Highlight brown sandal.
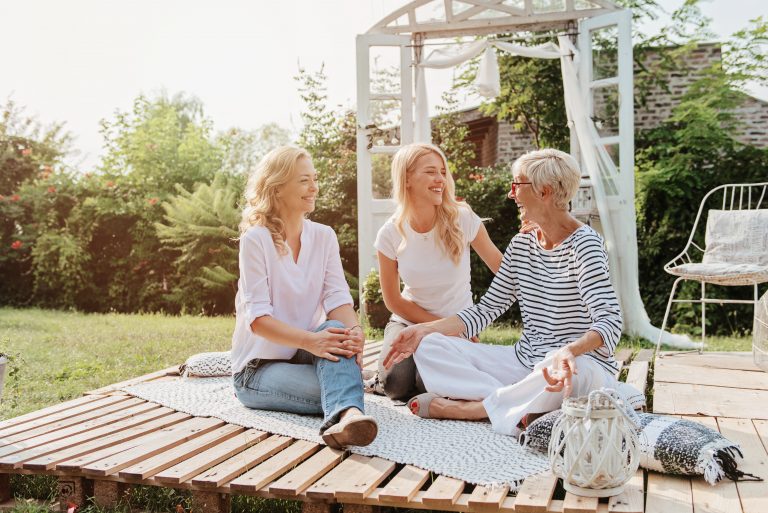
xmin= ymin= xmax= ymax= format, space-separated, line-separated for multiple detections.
xmin=322 ymin=414 xmax=378 ymax=449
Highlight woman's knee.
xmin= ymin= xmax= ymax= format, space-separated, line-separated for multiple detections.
xmin=381 ymin=357 xmax=417 ymax=400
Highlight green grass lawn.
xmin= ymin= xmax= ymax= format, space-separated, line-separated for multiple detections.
xmin=0 ymin=307 xmax=754 ymax=512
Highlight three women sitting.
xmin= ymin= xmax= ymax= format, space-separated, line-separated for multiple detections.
xmin=231 ymin=143 xmax=637 ymax=449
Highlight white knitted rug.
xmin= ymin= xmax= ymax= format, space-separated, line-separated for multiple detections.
xmin=122 ymin=377 xmax=549 ymax=489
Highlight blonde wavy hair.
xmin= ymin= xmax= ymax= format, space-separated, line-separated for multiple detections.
xmin=239 ymin=145 xmax=312 ymax=255
xmin=391 ymin=143 xmax=467 ymax=265
xmin=511 ymin=148 xmax=581 ymax=210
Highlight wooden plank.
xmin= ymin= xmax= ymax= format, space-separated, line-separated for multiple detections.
xmin=645 ymin=473 xmax=692 ymax=513
xmin=34 ymin=411 xmax=189 ymax=471
xmin=229 ymin=439 xmax=320 ymax=492
xmin=190 ymin=434 xmax=292 ymax=489
xmin=625 ymin=361 xmax=649 ymax=397
xmin=49 ymin=414 xmax=194 ymax=472
xmin=652 ymin=382 xmax=768 ymax=419
xmin=754 ymin=419 xmax=768 ymax=453
xmin=85 ymin=365 xmax=180 ymax=395
xmin=657 ymin=351 xmax=760 ymax=371
xmin=655 ymin=361 xmax=768 ymax=390
xmin=268 ymin=446 xmax=343 ymax=496
xmin=420 ymin=475 xmax=466 ymax=507
xmin=378 ymin=465 xmax=430 ymax=503
xmin=4 ymin=406 xmax=174 ymax=470
xmin=0 ymin=394 xmax=106 ymax=432
xmin=633 ymin=348 xmax=654 ymax=362
xmin=154 ymin=428 xmax=267 ymax=484
xmin=614 ymin=348 xmax=633 ymax=365
xmin=0 ymin=395 xmax=130 ymax=438
xmin=513 ymin=472 xmax=557 ymax=513
xmin=468 ymin=484 xmax=510 ymax=512
xmin=607 ymin=471 xmax=643 ymax=513
xmin=716 ymin=417 xmax=768 ymax=513
xmin=364 ymin=340 xmax=384 ymax=353
xmin=0 ymin=397 xmax=145 ymax=446
xmin=78 ymin=416 xmax=225 ymax=476
xmin=0 ymin=401 xmax=160 ymax=459
xmin=305 ymin=454 xmax=396 ymax=500
xmin=118 ymin=424 xmax=244 ymax=479
xmin=562 ymin=493 xmax=598 ymax=513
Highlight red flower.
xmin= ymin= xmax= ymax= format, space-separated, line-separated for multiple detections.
xmin=106 ymin=180 xmax=115 ymax=188
xmin=148 ymin=197 xmax=158 ymax=205
xmin=11 ymin=240 xmax=22 ymax=250
xmin=21 ymin=148 xmax=32 ymax=157
xmin=10 ymin=194 xmax=20 ymax=202
xmin=47 ymin=186 xmax=57 ymax=193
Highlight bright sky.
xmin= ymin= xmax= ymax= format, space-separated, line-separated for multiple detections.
xmin=1 ymin=0 xmax=765 ymax=171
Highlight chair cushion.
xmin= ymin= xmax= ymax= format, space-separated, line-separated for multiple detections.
xmin=520 ymin=410 xmax=758 ymax=485
xmin=703 ymin=209 xmax=768 ymax=267
xmin=667 ymin=262 xmax=768 ymax=285
xmin=180 ymin=351 xmax=232 ymax=377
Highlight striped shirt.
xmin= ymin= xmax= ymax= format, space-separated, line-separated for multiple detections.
xmin=457 ymin=225 xmax=622 ymax=374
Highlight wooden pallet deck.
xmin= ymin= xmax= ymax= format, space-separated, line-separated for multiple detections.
xmin=647 ymin=352 xmax=768 ymax=513
xmin=0 ymin=344 xmax=744 ymax=513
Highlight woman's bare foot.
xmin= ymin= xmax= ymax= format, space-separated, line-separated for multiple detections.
xmin=410 ymin=396 xmax=487 ymax=420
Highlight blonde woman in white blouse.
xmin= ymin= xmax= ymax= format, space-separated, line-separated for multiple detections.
xmin=232 ymin=146 xmax=377 ymax=449
xmin=374 ymin=143 xmax=502 ymax=400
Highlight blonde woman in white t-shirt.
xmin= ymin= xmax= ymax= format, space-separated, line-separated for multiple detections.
xmin=232 ymin=146 xmax=377 ymax=449
xmin=374 ymin=143 xmax=503 ymax=400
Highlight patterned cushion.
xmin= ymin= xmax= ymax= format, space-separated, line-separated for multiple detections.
xmin=521 ymin=410 xmax=758 ymax=484
xmin=180 ymin=351 xmax=232 ymax=377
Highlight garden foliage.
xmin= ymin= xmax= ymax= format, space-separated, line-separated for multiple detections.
xmin=1 ymin=6 xmax=766 ymax=335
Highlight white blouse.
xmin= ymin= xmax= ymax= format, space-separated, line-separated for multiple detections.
xmin=374 ymin=206 xmax=482 ymax=325
xmin=231 ymin=219 xmax=354 ymax=373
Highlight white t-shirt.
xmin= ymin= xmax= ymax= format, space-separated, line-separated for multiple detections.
xmin=231 ymin=220 xmax=354 ymax=373
xmin=374 ymin=206 xmax=482 ymax=325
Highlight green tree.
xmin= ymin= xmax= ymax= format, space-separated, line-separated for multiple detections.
xmin=295 ymin=66 xmax=359 ymax=281
xmin=635 ymin=17 xmax=768 ymax=333
xmin=0 ymin=99 xmax=75 ymax=306
xmin=155 ymin=172 xmax=243 ymax=314
xmin=217 ymin=123 xmax=292 ymax=176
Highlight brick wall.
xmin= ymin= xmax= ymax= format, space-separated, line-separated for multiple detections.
xmin=461 ymin=43 xmax=768 ymax=165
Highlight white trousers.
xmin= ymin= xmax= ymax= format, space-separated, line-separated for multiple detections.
xmin=413 ymin=333 xmax=622 ymax=436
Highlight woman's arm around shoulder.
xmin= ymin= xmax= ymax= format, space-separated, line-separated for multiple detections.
xmin=470 ymin=224 xmax=502 ymax=274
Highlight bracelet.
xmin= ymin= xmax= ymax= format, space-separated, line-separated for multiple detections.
xmin=348 ymin=324 xmax=362 ymax=331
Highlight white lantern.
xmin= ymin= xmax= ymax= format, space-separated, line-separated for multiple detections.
xmin=548 ymin=389 xmax=641 ymax=497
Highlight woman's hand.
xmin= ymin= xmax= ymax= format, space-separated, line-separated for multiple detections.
xmin=382 ymin=324 xmax=432 ymax=369
xmin=306 ymin=328 xmax=359 ymax=362
xmin=346 ymin=325 xmax=365 ymax=367
xmin=542 ymin=346 xmax=578 ymax=397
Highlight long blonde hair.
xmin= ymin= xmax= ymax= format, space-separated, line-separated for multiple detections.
xmin=239 ymin=146 xmax=311 ymax=255
xmin=391 ymin=143 xmax=466 ymax=264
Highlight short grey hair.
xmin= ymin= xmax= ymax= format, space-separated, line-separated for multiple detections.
xmin=511 ymin=149 xmax=581 ymax=210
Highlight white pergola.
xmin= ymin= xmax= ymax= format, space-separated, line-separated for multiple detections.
xmin=355 ymin=0 xmax=690 ymax=346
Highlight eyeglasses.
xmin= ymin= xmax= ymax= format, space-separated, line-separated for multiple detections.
xmin=508 ymin=181 xmax=533 ymax=196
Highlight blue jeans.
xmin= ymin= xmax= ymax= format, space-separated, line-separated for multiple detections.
xmin=233 ymin=320 xmax=365 ymax=433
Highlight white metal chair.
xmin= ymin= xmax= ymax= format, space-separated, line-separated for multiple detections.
xmin=656 ymin=182 xmax=768 ymax=355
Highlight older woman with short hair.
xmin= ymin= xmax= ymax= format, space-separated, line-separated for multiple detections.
xmin=383 ymin=148 xmax=642 ymax=436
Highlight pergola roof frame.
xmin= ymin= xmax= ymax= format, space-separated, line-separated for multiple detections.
xmin=367 ymin=0 xmax=622 ymax=39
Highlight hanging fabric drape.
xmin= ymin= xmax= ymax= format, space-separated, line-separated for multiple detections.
xmin=413 ymin=40 xmax=562 ymax=141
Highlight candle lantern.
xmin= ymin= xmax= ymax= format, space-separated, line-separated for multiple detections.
xmin=548 ymin=389 xmax=640 ymax=497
